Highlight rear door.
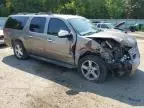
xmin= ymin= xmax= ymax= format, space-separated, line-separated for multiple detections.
xmin=26 ymin=17 xmax=47 ymax=56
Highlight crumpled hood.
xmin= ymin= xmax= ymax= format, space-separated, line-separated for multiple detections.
xmin=84 ymin=30 xmax=137 ymax=47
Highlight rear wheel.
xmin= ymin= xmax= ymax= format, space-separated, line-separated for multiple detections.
xmin=78 ymin=55 xmax=108 ymax=83
xmin=13 ymin=41 xmax=28 ymax=59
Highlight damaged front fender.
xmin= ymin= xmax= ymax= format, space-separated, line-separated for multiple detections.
xmin=75 ymin=37 xmax=112 ymax=65
xmin=75 ymin=35 xmax=140 ymax=76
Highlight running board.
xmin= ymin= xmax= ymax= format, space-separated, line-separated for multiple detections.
xmin=30 ymin=55 xmax=76 ymax=68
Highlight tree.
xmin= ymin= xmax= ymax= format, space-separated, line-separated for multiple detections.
xmin=0 ymin=0 xmax=144 ymax=18
xmin=105 ymin=0 xmax=125 ymax=18
xmin=125 ymin=0 xmax=144 ymax=18
xmin=56 ymin=0 xmax=85 ymax=15
xmin=0 ymin=4 xmax=9 ymax=16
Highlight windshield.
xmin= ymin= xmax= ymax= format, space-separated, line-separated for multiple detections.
xmin=68 ymin=18 xmax=99 ymax=36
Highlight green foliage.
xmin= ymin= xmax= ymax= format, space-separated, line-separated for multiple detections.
xmin=0 ymin=4 xmax=9 ymax=16
xmin=56 ymin=0 xmax=85 ymax=15
xmin=105 ymin=0 xmax=125 ymax=18
xmin=0 ymin=0 xmax=144 ymax=18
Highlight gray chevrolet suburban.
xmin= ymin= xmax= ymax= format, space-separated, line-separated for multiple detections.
xmin=4 ymin=13 xmax=140 ymax=82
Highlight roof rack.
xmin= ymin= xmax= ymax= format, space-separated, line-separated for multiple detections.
xmin=16 ymin=12 xmax=33 ymax=15
xmin=37 ymin=12 xmax=53 ymax=15
xmin=16 ymin=12 xmax=53 ymax=15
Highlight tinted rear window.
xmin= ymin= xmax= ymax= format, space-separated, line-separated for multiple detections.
xmin=5 ymin=16 xmax=29 ymax=30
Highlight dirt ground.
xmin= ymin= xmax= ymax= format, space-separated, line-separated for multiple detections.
xmin=0 ymin=32 xmax=144 ymax=108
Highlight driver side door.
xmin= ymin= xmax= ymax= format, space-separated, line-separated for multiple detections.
xmin=44 ymin=18 xmax=74 ymax=64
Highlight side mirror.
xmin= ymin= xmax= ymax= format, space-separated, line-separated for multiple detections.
xmin=58 ymin=30 xmax=69 ymax=38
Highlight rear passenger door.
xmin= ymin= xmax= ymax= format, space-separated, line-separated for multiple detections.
xmin=27 ymin=17 xmax=46 ymax=56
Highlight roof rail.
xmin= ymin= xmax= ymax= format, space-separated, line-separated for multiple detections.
xmin=36 ymin=12 xmax=53 ymax=15
xmin=15 ymin=12 xmax=53 ymax=15
xmin=16 ymin=12 xmax=33 ymax=15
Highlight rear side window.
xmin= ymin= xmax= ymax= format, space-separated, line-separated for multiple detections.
xmin=48 ymin=18 xmax=69 ymax=36
xmin=29 ymin=17 xmax=46 ymax=33
xmin=97 ymin=24 xmax=100 ymax=28
xmin=101 ymin=24 xmax=108 ymax=28
xmin=5 ymin=16 xmax=29 ymax=30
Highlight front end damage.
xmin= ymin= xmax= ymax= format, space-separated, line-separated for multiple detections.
xmin=89 ymin=38 xmax=140 ymax=76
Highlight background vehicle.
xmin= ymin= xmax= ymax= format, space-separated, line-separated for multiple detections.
xmin=95 ymin=22 xmax=114 ymax=30
xmin=0 ymin=26 xmax=4 ymax=45
xmin=129 ymin=23 xmax=144 ymax=32
xmin=4 ymin=13 xmax=140 ymax=83
xmin=94 ymin=22 xmax=127 ymax=33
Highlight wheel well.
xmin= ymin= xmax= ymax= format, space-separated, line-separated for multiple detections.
xmin=79 ymin=51 xmax=100 ymax=62
xmin=11 ymin=39 xmax=23 ymax=47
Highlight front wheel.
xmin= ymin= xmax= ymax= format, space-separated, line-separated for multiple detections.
xmin=78 ymin=55 xmax=108 ymax=83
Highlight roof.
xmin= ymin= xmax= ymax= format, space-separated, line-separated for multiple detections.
xmin=10 ymin=13 xmax=84 ymax=20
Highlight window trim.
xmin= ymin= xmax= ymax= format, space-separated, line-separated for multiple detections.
xmin=47 ymin=18 xmax=70 ymax=36
xmin=29 ymin=16 xmax=47 ymax=34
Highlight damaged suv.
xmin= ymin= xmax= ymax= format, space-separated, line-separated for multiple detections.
xmin=4 ymin=14 xmax=140 ymax=82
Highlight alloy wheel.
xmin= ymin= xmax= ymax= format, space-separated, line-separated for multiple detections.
xmin=81 ymin=60 xmax=100 ymax=81
xmin=14 ymin=44 xmax=23 ymax=58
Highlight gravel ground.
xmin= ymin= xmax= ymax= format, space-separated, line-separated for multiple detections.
xmin=0 ymin=33 xmax=144 ymax=108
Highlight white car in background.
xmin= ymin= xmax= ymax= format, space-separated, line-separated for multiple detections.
xmin=94 ymin=22 xmax=127 ymax=33
xmin=0 ymin=26 xmax=5 ymax=45
xmin=95 ymin=23 xmax=114 ymax=30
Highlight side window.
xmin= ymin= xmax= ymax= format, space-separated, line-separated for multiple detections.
xmin=5 ymin=16 xmax=29 ymax=30
xmin=48 ymin=18 xmax=69 ymax=36
xmin=97 ymin=24 xmax=101 ymax=28
xmin=101 ymin=24 xmax=108 ymax=28
xmin=29 ymin=17 xmax=46 ymax=33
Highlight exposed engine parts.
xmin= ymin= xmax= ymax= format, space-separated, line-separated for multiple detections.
xmin=94 ymin=38 xmax=131 ymax=63
xmin=93 ymin=38 xmax=135 ymax=76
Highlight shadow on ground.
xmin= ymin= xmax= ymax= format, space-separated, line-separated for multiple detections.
xmin=2 ymin=55 xmax=144 ymax=106
xmin=0 ymin=44 xmax=7 ymax=49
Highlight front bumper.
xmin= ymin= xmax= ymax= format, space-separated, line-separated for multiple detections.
xmin=129 ymin=51 xmax=140 ymax=76
xmin=112 ymin=46 xmax=140 ymax=76
xmin=125 ymin=46 xmax=140 ymax=76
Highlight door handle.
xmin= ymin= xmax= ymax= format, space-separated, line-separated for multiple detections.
xmin=47 ymin=39 xmax=53 ymax=42
xmin=47 ymin=38 xmax=56 ymax=44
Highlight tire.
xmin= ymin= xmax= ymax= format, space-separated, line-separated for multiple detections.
xmin=13 ymin=41 xmax=28 ymax=60
xmin=129 ymin=27 xmax=135 ymax=32
xmin=78 ymin=55 xmax=108 ymax=83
